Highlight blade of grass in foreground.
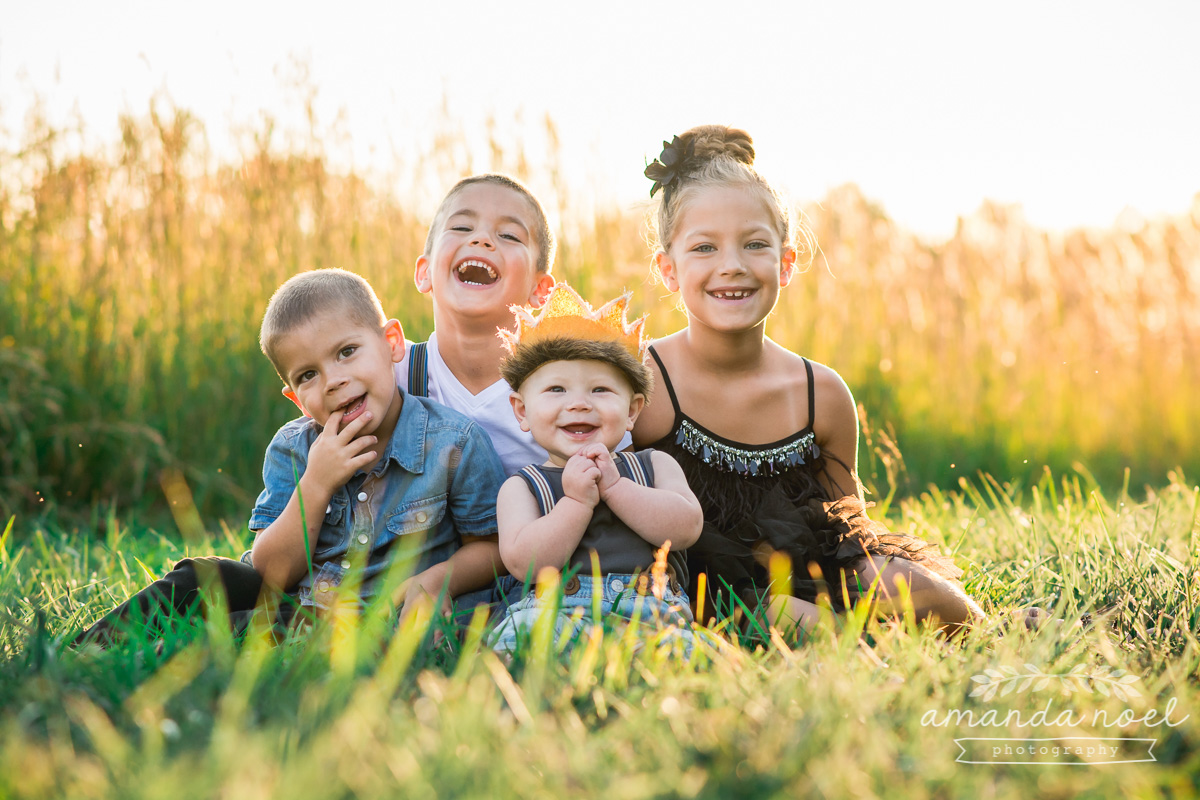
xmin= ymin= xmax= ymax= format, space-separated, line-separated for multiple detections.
xmin=0 ymin=516 xmax=13 ymax=561
xmin=290 ymin=453 xmax=315 ymax=589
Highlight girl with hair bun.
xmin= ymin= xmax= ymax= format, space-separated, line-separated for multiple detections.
xmin=634 ymin=125 xmax=984 ymax=636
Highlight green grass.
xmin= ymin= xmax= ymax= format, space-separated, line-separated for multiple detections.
xmin=2 ymin=468 xmax=1197 ymax=799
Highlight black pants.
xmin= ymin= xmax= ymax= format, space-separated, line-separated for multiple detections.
xmin=73 ymin=556 xmax=287 ymax=647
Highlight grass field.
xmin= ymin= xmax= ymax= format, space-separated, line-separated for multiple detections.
xmin=1 ymin=468 xmax=1197 ymax=799
xmin=2 ymin=98 xmax=1199 ymax=798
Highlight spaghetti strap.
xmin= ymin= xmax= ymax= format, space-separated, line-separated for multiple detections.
xmin=803 ymin=357 xmax=815 ymax=429
xmin=648 ymin=345 xmax=682 ymax=418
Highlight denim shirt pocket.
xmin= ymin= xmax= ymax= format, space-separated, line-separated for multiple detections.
xmin=312 ymin=493 xmax=350 ymax=558
xmin=385 ymin=493 xmax=450 ymax=548
xmin=387 ymin=493 xmax=448 ymax=534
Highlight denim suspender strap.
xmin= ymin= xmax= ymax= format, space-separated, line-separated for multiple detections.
xmin=616 ymin=451 xmax=650 ymax=487
xmin=519 ymin=453 xmax=648 ymax=517
xmin=518 ymin=465 xmax=557 ymax=516
xmin=407 ymin=341 xmax=429 ymax=397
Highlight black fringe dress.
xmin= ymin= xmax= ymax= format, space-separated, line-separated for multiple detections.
xmin=647 ymin=346 xmax=963 ymax=617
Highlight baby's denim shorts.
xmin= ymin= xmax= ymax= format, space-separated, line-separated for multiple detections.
xmin=488 ymin=572 xmax=695 ymax=656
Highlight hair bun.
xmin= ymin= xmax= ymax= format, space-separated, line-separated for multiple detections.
xmin=683 ymin=125 xmax=755 ymax=167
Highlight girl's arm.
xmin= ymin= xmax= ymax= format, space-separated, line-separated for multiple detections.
xmin=592 ymin=449 xmax=703 ymax=549
xmin=496 ymin=463 xmax=595 ymax=577
xmin=811 ymin=364 xmax=864 ymax=501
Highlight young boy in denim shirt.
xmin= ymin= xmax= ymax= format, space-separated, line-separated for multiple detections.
xmin=75 ymin=269 xmax=506 ymax=645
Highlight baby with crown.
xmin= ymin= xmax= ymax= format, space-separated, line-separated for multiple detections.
xmin=487 ymin=284 xmax=704 ymax=654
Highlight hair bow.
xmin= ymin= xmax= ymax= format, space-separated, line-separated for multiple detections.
xmin=644 ymin=135 xmax=695 ymax=202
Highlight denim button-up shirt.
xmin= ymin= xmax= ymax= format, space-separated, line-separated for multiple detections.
xmin=249 ymin=393 xmax=505 ymax=608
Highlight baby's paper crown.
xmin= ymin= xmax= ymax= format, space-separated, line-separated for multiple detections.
xmin=498 ymin=283 xmax=647 ymax=359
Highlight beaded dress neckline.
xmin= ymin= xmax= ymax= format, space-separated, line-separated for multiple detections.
xmin=648 ymin=346 xmax=821 ymax=478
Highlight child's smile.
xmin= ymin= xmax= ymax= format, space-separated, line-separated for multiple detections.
xmin=708 ymin=287 xmax=758 ymax=300
xmin=561 ymin=422 xmax=599 ymax=437
xmin=454 ymin=257 xmax=499 ymax=286
xmin=511 ymin=359 xmax=645 ymax=467
xmin=417 ymin=183 xmax=551 ymax=319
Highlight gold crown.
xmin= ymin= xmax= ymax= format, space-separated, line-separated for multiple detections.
xmin=498 ymin=283 xmax=647 ymax=359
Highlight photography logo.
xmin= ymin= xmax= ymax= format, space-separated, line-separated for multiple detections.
xmin=921 ymin=664 xmax=1189 ymax=765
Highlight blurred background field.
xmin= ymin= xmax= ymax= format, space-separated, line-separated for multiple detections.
xmin=1 ymin=96 xmax=1198 ymax=521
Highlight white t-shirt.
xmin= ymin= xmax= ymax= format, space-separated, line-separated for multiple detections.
xmin=395 ymin=331 xmax=631 ymax=476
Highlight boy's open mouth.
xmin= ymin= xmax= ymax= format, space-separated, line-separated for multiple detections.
xmin=562 ymin=424 xmax=598 ymax=437
xmin=337 ymin=394 xmax=368 ymax=426
xmin=455 ymin=259 xmax=499 ymax=286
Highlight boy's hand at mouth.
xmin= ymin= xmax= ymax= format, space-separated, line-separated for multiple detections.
xmin=304 ymin=408 xmax=379 ymax=495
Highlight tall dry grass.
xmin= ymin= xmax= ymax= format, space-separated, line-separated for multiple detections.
xmin=781 ymin=186 xmax=1200 ymax=495
xmin=2 ymin=96 xmax=1198 ymax=519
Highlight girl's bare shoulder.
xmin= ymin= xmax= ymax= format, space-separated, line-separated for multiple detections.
xmin=766 ymin=345 xmax=855 ymax=427
xmin=795 ymin=353 xmax=852 ymax=397
xmin=646 ymin=330 xmax=688 ymax=360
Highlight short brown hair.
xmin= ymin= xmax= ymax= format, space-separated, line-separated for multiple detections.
xmin=424 ymin=174 xmax=556 ymax=273
xmin=260 ymin=269 xmax=387 ymax=377
xmin=501 ymin=338 xmax=652 ymax=398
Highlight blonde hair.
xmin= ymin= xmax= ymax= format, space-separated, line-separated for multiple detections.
xmin=645 ymin=125 xmax=814 ymax=269
xmin=424 ymin=174 xmax=557 ymax=274
xmin=260 ymin=269 xmax=387 ymax=377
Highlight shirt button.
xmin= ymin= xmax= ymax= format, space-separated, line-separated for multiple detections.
xmin=318 ymin=581 xmax=330 ymax=592
xmin=416 ymin=511 xmax=427 ymax=523
xmin=610 ymin=579 xmax=623 ymax=593
xmin=340 ymin=560 xmax=350 ymax=569
xmin=357 ymin=534 xmax=369 ymax=545
xmin=326 ymin=505 xmax=332 ymax=514
xmin=357 ymin=491 xmax=368 ymax=502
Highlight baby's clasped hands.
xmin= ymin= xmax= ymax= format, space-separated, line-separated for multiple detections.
xmin=561 ymin=451 xmax=602 ymax=508
xmin=578 ymin=444 xmax=622 ymax=498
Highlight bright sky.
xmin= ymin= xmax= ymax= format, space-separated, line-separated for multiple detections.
xmin=2 ymin=0 xmax=1197 ymax=239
